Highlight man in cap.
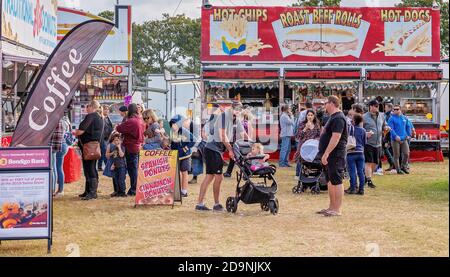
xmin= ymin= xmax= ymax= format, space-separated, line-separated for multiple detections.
xmin=196 ymin=101 xmax=248 ymax=212
xmin=363 ymin=100 xmax=390 ymax=188
xmin=119 ymin=105 xmax=128 ymax=122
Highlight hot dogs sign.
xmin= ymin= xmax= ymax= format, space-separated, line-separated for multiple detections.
xmin=201 ymin=7 xmax=440 ymax=63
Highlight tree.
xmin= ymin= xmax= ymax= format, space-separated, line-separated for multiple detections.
xmin=293 ymin=0 xmax=341 ymax=6
xmin=132 ymin=14 xmax=201 ymax=77
xmin=396 ymin=0 xmax=449 ymax=58
xmin=98 ymin=10 xmax=114 ymax=22
xmin=178 ymin=18 xmax=201 ymax=74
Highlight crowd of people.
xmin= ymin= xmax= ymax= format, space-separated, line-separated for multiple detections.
xmin=49 ymin=93 xmax=415 ymax=216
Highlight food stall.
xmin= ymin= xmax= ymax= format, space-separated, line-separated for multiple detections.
xmin=202 ymin=68 xmax=281 ymax=153
xmin=284 ymin=68 xmax=361 ymax=112
xmin=365 ymin=69 xmax=444 ymax=161
xmin=200 ymin=5 xmax=443 ymax=162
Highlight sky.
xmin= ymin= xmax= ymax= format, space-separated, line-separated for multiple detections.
xmin=60 ymin=0 xmax=406 ymax=23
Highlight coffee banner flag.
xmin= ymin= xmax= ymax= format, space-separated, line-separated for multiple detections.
xmin=11 ymin=20 xmax=114 ymax=147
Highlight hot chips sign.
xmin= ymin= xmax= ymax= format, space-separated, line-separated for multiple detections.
xmin=135 ymin=150 xmax=180 ymax=206
xmin=201 ymin=6 xmax=440 ymax=63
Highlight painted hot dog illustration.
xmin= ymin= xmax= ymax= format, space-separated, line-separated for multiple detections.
xmin=395 ymin=21 xmax=431 ymax=53
xmin=372 ymin=20 xmax=431 ymax=56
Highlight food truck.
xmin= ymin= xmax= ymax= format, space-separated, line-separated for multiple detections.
xmin=200 ymin=5 xmax=444 ymax=161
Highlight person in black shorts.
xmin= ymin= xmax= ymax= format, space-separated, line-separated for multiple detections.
xmin=196 ymin=101 xmax=248 ymax=212
xmin=363 ymin=100 xmax=390 ymax=188
xmin=317 ymin=95 xmax=348 ymax=217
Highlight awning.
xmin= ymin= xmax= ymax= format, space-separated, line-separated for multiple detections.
xmin=205 ymin=80 xmax=279 ymax=90
xmin=286 ymin=81 xmax=359 ymax=91
xmin=364 ymin=81 xmax=436 ymax=90
xmin=1 ymin=41 xmax=47 ymax=65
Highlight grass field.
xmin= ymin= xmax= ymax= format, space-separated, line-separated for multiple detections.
xmin=1 ymin=160 xmax=448 ymax=257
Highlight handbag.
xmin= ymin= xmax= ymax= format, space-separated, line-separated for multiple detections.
xmin=346 ymin=125 xmax=357 ymax=151
xmin=82 ymin=117 xmax=104 ymax=161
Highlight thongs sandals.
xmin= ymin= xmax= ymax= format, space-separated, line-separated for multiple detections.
xmin=323 ymin=210 xmax=342 ymax=217
xmin=316 ymin=209 xmax=330 ymax=214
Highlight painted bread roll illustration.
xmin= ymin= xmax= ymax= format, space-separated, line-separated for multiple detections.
xmin=282 ymin=27 xmax=358 ymax=56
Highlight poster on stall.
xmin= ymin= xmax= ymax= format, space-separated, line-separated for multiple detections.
xmin=201 ymin=6 xmax=440 ymax=63
xmin=0 ymin=171 xmax=50 ymax=238
xmin=135 ymin=150 xmax=181 ymax=206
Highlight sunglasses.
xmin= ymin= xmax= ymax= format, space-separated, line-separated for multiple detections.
xmin=393 ymin=108 xmax=400 ymax=111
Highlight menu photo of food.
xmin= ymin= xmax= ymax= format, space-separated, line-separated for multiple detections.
xmin=272 ymin=15 xmax=370 ymax=58
xmin=372 ymin=19 xmax=432 ymax=56
xmin=209 ymin=14 xmax=272 ymax=57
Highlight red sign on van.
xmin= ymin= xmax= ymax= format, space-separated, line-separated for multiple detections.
xmin=201 ymin=6 xmax=440 ymax=63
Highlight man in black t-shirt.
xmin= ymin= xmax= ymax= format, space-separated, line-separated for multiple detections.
xmin=317 ymin=95 xmax=348 ymax=217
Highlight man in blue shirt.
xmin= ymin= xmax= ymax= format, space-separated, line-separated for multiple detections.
xmin=279 ymin=105 xmax=295 ymax=167
xmin=388 ymin=105 xmax=412 ymax=174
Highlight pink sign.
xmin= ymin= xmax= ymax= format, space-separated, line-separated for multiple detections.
xmin=124 ymin=95 xmax=132 ymax=106
xmin=0 ymin=148 xmax=51 ymax=170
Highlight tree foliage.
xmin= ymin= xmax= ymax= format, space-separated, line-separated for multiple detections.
xmin=396 ymin=0 xmax=449 ymax=58
xmin=98 ymin=10 xmax=114 ymax=22
xmin=132 ymin=14 xmax=201 ymax=78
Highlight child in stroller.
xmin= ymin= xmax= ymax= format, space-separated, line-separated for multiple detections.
xmin=225 ymin=141 xmax=279 ymax=215
xmin=292 ymin=139 xmax=327 ymax=194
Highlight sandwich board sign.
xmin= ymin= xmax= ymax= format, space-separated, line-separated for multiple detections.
xmin=0 ymin=147 xmax=53 ymax=253
xmin=135 ymin=149 xmax=182 ymax=207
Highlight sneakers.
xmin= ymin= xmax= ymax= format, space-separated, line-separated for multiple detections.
xmin=117 ymin=192 xmax=127 ymax=197
xmin=188 ymin=178 xmax=197 ymax=184
xmin=195 ymin=204 xmax=211 ymax=211
xmin=127 ymin=190 xmax=136 ymax=196
xmin=374 ymin=169 xmax=384 ymax=176
xmin=401 ymin=168 xmax=410 ymax=174
xmin=223 ymin=172 xmax=232 ymax=178
xmin=181 ymin=191 xmax=188 ymax=198
xmin=345 ymin=188 xmax=358 ymax=194
xmin=367 ymin=179 xmax=376 ymax=188
xmin=213 ymin=203 xmax=224 ymax=212
xmin=397 ymin=170 xmax=405 ymax=175
xmin=357 ymin=190 xmax=365 ymax=195
xmin=110 ymin=192 xmax=119 ymax=197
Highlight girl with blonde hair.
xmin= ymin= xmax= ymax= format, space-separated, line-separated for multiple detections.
xmin=142 ymin=109 xmax=163 ymax=150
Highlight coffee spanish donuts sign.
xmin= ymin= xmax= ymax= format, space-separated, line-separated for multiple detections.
xmin=201 ymin=6 xmax=440 ymax=63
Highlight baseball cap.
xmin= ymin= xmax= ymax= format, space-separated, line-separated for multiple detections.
xmin=368 ymin=100 xmax=379 ymax=107
xmin=119 ymin=105 xmax=128 ymax=112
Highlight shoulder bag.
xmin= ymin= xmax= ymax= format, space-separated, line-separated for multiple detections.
xmin=82 ymin=116 xmax=104 ymax=161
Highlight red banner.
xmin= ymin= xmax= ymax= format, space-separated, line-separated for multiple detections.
xmin=201 ymin=6 xmax=440 ymax=63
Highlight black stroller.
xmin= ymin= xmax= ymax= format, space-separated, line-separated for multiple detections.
xmin=225 ymin=141 xmax=279 ymax=215
xmin=292 ymin=158 xmax=327 ymax=194
xmin=292 ymin=140 xmax=327 ymax=195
